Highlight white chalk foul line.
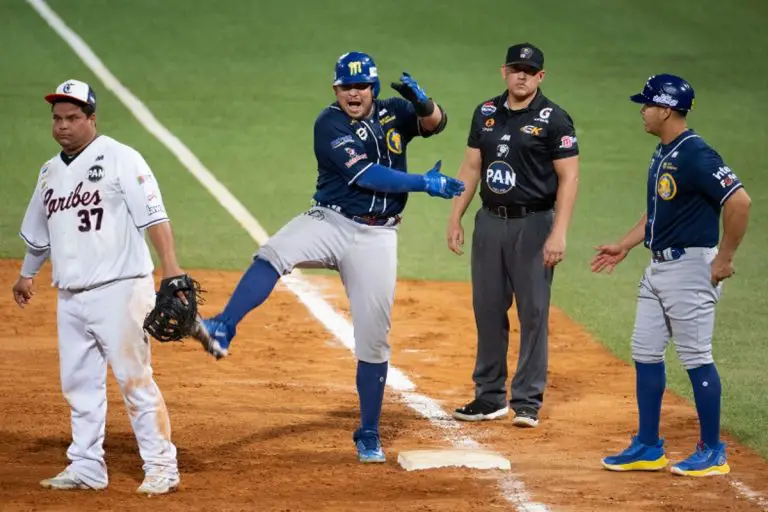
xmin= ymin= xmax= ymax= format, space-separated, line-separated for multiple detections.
xmin=27 ymin=0 xmax=548 ymax=509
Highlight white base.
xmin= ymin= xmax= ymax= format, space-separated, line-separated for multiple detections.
xmin=397 ymin=449 xmax=511 ymax=471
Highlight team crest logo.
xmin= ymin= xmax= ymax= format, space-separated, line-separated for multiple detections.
xmin=496 ymin=144 xmax=509 ymax=158
xmin=62 ymin=82 xmax=74 ymax=93
xmin=356 ymin=126 xmax=368 ymax=141
xmin=386 ymin=128 xmax=403 ymax=155
xmin=87 ymin=165 xmax=104 ymax=182
xmin=520 ymin=47 xmax=533 ymax=59
xmin=486 ymin=161 xmax=517 ymax=194
xmin=657 ymin=173 xmax=677 ymax=200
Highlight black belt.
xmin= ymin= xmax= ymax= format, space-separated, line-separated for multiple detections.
xmin=314 ymin=203 xmax=401 ymax=227
xmin=484 ymin=203 xmax=553 ymax=219
xmin=349 ymin=213 xmax=402 ymax=226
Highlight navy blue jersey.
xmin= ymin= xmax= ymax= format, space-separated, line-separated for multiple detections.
xmin=645 ymin=129 xmax=743 ymax=251
xmin=312 ymin=97 xmax=434 ymax=217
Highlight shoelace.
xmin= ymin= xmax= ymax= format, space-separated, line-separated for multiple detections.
xmin=358 ymin=437 xmax=380 ymax=451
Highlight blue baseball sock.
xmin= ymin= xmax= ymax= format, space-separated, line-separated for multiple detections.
xmin=219 ymin=257 xmax=280 ymax=326
xmin=635 ymin=361 xmax=666 ymax=446
xmin=356 ymin=360 xmax=388 ymax=436
xmin=687 ymin=363 xmax=722 ymax=448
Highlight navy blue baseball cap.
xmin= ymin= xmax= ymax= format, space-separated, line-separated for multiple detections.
xmin=630 ymin=74 xmax=695 ymax=111
xmin=505 ymin=43 xmax=544 ymax=71
xmin=45 ymin=79 xmax=97 ymax=110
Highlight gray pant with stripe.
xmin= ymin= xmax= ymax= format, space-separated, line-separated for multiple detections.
xmin=470 ymin=207 xmax=554 ymax=411
xmin=632 ymin=247 xmax=722 ymax=368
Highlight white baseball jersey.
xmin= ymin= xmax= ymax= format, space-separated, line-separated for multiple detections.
xmin=19 ymin=135 xmax=169 ymax=291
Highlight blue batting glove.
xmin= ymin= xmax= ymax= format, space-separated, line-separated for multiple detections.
xmin=391 ymin=72 xmax=435 ymax=116
xmin=400 ymin=72 xmax=429 ymax=103
xmin=422 ymin=161 xmax=465 ymax=199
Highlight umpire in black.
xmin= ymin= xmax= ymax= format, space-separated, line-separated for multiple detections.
xmin=448 ymin=43 xmax=580 ymax=427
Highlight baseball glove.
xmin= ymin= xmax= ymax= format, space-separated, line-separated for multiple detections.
xmin=143 ymin=274 xmax=204 ymax=342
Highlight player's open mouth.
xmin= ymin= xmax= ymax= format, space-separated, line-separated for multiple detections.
xmin=348 ymin=101 xmax=361 ymax=107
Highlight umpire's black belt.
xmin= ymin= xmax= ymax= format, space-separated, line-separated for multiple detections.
xmin=483 ymin=203 xmax=553 ymax=219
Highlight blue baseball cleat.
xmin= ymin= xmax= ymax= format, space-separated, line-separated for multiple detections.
xmin=191 ymin=314 xmax=235 ymax=360
xmin=353 ymin=429 xmax=386 ymax=463
xmin=671 ymin=441 xmax=730 ymax=477
xmin=602 ymin=435 xmax=669 ymax=472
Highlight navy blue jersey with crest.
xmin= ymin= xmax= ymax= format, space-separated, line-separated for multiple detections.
xmin=645 ymin=129 xmax=743 ymax=251
xmin=313 ymin=97 xmax=434 ymax=217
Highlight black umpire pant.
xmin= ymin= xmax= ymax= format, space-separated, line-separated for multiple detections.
xmin=471 ymin=206 xmax=554 ymax=411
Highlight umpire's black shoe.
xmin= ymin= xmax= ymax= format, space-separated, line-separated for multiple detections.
xmin=512 ymin=406 xmax=540 ymax=428
xmin=453 ymin=399 xmax=509 ymax=422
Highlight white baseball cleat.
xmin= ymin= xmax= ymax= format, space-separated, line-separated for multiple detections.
xmin=136 ymin=474 xmax=180 ymax=495
xmin=40 ymin=470 xmax=106 ymax=490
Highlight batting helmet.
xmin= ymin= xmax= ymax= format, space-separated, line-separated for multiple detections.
xmin=333 ymin=51 xmax=380 ymax=98
xmin=630 ymin=73 xmax=695 ymax=112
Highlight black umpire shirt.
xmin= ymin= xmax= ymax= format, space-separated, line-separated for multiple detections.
xmin=467 ymin=89 xmax=579 ymax=210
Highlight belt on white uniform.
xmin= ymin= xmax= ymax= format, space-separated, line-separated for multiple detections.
xmin=63 ymin=274 xmax=147 ymax=293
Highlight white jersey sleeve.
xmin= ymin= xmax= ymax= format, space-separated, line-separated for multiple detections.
xmin=19 ymin=163 xmax=52 ymax=250
xmin=119 ymin=149 xmax=170 ymax=230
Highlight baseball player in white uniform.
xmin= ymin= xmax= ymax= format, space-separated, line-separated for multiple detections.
xmin=12 ymin=79 xmax=182 ymax=495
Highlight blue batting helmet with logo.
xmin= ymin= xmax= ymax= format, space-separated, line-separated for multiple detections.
xmin=333 ymin=51 xmax=380 ymax=98
xmin=630 ymin=73 xmax=695 ymax=111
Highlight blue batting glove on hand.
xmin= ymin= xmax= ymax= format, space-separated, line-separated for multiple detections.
xmin=391 ymin=72 xmax=435 ymax=117
xmin=392 ymin=72 xmax=429 ymax=103
xmin=422 ymin=161 xmax=465 ymax=199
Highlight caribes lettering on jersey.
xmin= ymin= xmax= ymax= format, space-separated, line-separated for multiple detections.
xmin=43 ymin=181 xmax=102 ymax=219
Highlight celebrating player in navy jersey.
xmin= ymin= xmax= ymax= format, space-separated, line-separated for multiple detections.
xmin=192 ymin=52 xmax=463 ymax=463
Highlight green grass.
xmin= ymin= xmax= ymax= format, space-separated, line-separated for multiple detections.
xmin=2 ymin=0 xmax=767 ymax=456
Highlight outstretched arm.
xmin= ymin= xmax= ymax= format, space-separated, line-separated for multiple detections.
xmin=591 ymin=212 xmax=647 ymax=274
xmin=356 ymin=161 xmax=464 ymax=199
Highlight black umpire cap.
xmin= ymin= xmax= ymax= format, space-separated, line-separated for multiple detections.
xmin=505 ymin=43 xmax=544 ymax=71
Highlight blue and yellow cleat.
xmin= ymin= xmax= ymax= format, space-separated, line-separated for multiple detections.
xmin=191 ymin=314 xmax=235 ymax=360
xmin=671 ymin=441 xmax=730 ymax=477
xmin=602 ymin=435 xmax=669 ymax=472
xmin=353 ymin=429 xmax=386 ymax=464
